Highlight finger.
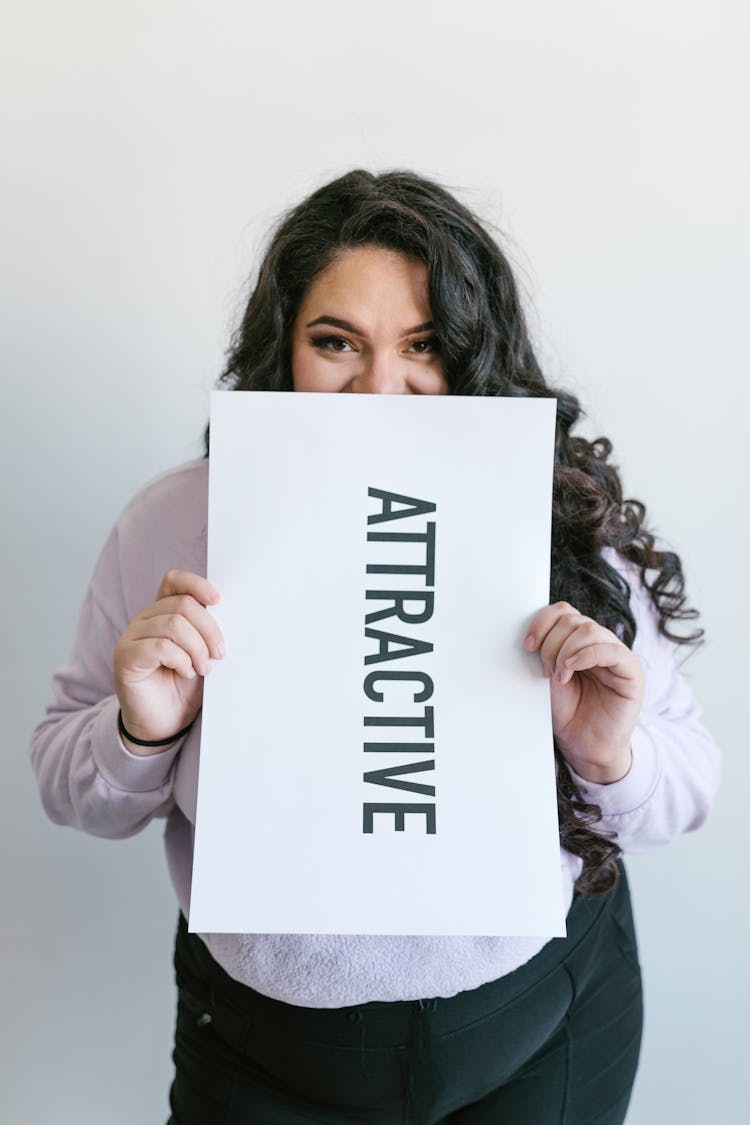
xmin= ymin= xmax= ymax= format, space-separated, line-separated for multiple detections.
xmin=156 ymin=569 xmax=220 ymax=607
xmin=125 ymin=613 xmax=213 ymax=677
xmin=551 ymin=621 xmax=615 ymax=682
xmin=563 ymin=642 xmax=639 ymax=688
xmin=537 ymin=612 xmax=592 ymax=678
xmin=138 ymin=594 xmax=225 ymax=660
xmin=524 ymin=602 xmax=585 ymax=655
xmin=118 ymin=636 xmax=198 ymax=682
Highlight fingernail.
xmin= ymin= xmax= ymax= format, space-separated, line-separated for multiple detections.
xmin=202 ymin=661 xmax=212 ymax=676
xmin=524 ymin=633 xmax=536 ymax=649
xmin=216 ymin=642 xmax=226 ymax=659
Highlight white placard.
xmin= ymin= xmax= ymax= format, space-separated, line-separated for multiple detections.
xmin=189 ymin=391 xmax=565 ymax=936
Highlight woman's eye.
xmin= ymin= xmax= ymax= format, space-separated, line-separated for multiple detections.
xmin=311 ymin=336 xmax=354 ymax=353
xmin=408 ymin=337 xmax=440 ymax=355
xmin=309 ymin=335 xmax=440 ymax=356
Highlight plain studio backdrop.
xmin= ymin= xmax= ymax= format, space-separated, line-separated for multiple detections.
xmin=2 ymin=2 xmax=747 ymax=1122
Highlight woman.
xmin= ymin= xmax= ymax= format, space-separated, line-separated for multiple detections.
xmin=30 ymin=169 xmax=720 ymax=1124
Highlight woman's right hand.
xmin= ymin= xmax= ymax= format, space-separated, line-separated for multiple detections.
xmin=113 ymin=569 xmax=225 ymax=755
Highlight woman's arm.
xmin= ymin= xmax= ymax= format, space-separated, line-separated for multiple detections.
xmin=30 ymin=460 xmax=216 ymax=838
xmin=29 ymin=523 xmax=187 ymax=838
xmin=564 ymin=569 xmax=721 ymax=851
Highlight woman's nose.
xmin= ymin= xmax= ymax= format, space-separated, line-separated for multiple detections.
xmin=350 ymin=354 xmax=407 ymax=394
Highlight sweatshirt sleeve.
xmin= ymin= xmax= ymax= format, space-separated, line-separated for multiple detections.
xmin=29 ymin=519 xmax=183 ymax=840
xmin=566 ymin=567 xmax=721 ymax=852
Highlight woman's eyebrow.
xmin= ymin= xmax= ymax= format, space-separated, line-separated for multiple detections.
xmin=306 ymin=315 xmax=434 ymax=336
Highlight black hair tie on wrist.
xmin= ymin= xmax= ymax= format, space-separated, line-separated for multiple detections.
xmin=117 ymin=708 xmax=195 ymax=747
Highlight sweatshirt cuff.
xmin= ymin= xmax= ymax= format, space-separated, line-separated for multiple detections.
xmin=91 ymin=695 xmax=184 ymax=793
xmin=566 ymin=723 xmax=662 ymax=817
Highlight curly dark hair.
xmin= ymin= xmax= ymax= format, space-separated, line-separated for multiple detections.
xmin=206 ymin=168 xmax=702 ymax=894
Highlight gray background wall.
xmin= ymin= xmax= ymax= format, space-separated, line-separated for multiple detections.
xmin=3 ymin=1 xmax=747 ymax=1121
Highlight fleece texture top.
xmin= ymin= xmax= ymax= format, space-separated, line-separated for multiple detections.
xmin=29 ymin=459 xmax=721 ymax=1007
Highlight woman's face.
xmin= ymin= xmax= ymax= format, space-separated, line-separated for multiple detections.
xmin=291 ymin=245 xmax=449 ymax=394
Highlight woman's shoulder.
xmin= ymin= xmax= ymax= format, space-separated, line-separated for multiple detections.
xmin=114 ymin=458 xmax=209 ymax=539
xmin=103 ymin=459 xmax=210 ymax=607
xmin=118 ymin=458 xmax=209 ymax=520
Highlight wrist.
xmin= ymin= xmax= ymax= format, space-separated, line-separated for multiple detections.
xmin=117 ymin=708 xmax=194 ymax=756
xmin=564 ymin=744 xmax=633 ymax=786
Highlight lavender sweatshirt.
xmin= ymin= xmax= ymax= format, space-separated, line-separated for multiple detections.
xmin=29 ymin=459 xmax=721 ymax=1007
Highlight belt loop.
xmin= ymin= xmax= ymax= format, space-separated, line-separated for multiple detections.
xmin=404 ymin=999 xmax=436 ymax=1125
xmin=347 ymin=1009 xmax=368 ymax=1077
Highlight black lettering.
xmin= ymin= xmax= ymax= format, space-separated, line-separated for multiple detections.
xmin=365 ymin=590 xmax=434 ymax=626
xmin=367 ymin=489 xmax=436 ymax=525
xmin=364 ymin=628 xmax=434 ymax=665
xmin=363 ymin=671 xmax=434 ymax=703
xmin=366 ymin=523 xmax=435 ymax=585
xmin=364 ymin=742 xmax=435 ymax=753
xmin=364 ymin=706 xmax=434 ymax=738
xmin=363 ymin=803 xmax=437 ymax=833
xmin=363 ymin=759 xmax=435 ymax=795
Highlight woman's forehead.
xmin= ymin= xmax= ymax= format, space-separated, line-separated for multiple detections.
xmin=296 ymin=246 xmax=431 ymax=321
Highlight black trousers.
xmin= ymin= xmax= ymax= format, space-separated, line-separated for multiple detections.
xmin=167 ymin=864 xmax=642 ymax=1125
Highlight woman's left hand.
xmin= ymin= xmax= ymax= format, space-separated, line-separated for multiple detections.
xmin=524 ymin=602 xmax=645 ymax=784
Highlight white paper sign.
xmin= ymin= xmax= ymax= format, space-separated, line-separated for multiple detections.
xmin=189 ymin=391 xmax=565 ymax=936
